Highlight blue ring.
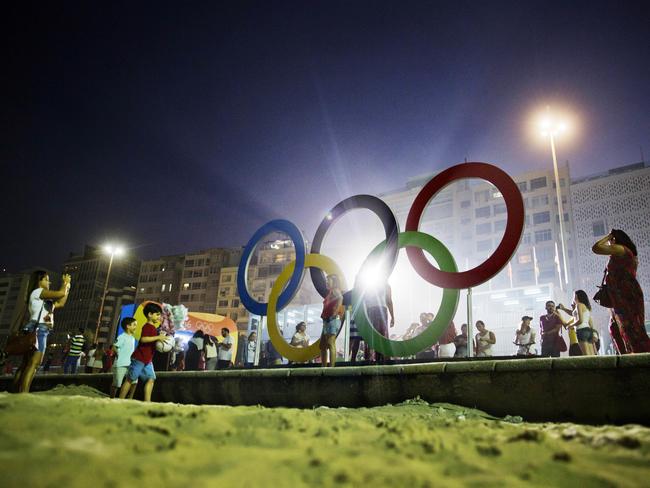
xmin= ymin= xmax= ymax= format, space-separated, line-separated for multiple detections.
xmin=237 ymin=219 xmax=306 ymax=316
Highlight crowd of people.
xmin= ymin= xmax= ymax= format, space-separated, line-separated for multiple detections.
xmin=5 ymin=229 xmax=650 ymax=392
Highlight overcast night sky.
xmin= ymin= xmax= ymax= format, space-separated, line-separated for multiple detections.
xmin=2 ymin=0 xmax=649 ymax=272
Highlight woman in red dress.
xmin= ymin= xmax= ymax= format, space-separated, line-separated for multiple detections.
xmin=592 ymin=229 xmax=650 ymax=353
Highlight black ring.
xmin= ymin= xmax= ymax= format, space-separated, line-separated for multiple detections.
xmin=309 ymin=195 xmax=400 ymax=298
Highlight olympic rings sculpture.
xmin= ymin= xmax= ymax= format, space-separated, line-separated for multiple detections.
xmin=237 ymin=162 xmax=525 ymax=362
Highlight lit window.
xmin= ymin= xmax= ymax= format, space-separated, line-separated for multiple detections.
xmin=183 ymin=283 xmax=189 ymax=290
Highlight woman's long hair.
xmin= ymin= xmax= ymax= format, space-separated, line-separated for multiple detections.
xmin=611 ymin=229 xmax=637 ymax=256
xmin=574 ymin=290 xmax=592 ymax=311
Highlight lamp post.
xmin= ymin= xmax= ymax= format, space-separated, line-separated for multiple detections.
xmin=540 ymin=109 xmax=570 ymax=291
xmin=94 ymin=244 xmax=124 ymax=344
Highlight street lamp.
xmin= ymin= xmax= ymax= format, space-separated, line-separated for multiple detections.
xmin=94 ymin=244 xmax=125 ymax=343
xmin=539 ymin=108 xmax=571 ymax=291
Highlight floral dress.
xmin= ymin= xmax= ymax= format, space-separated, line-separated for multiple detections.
xmin=606 ymin=246 xmax=650 ymax=353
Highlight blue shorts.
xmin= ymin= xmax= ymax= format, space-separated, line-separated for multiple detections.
xmin=576 ymin=328 xmax=593 ymax=342
xmin=322 ymin=317 xmax=341 ymax=336
xmin=23 ymin=322 xmax=50 ymax=353
xmin=127 ymin=359 xmax=156 ymax=382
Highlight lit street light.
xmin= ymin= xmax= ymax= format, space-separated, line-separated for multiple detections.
xmin=94 ymin=244 xmax=125 ymax=343
xmin=539 ymin=108 xmax=571 ymax=291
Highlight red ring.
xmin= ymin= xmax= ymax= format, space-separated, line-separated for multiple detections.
xmin=405 ymin=162 xmax=524 ymax=289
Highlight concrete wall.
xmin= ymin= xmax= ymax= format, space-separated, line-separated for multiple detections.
xmin=3 ymin=354 xmax=649 ymax=425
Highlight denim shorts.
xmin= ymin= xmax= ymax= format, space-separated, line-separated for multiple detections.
xmin=127 ymin=359 xmax=156 ymax=382
xmin=576 ymin=328 xmax=593 ymax=342
xmin=23 ymin=322 xmax=50 ymax=353
xmin=322 ymin=317 xmax=341 ymax=336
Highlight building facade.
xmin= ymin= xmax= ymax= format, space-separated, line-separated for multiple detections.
xmin=135 ymin=247 xmax=243 ymax=314
xmin=54 ymin=246 xmax=140 ymax=348
xmin=570 ymin=161 xmax=650 ymax=340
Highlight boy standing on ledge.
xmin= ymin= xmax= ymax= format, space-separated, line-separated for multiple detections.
xmin=119 ymin=303 xmax=167 ymax=402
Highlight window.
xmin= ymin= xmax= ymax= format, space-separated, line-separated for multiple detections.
xmin=475 ymin=206 xmax=491 ymax=218
xmin=222 ymin=275 xmax=232 ymax=283
xmin=555 ymin=213 xmax=569 ymax=223
xmin=533 ymin=211 xmax=550 ymax=225
xmin=476 ymin=223 xmax=492 ymax=235
xmin=183 ymin=283 xmax=190 ymax=290
xmin=535 ymin=229 xmax=552 ymax=243
xmin=530 ymin=177 xmax=547 ymax=190
xmin=531 ymin=195 xmax=549 ymax=208
xmin=218 ymin=300 xmax=229 ymax=307
xmin=518 ymin=254 xmax=532 ymax=264
xmin=185 ymin=260 xmax=194 ymax=267
xmin=232 ymin=299 xmax=239 ymax=308
xmin=161 ymin=284 xmax=166 ymax=292
xmin=460 ymin=200 xmax=471 ymax=209
xmin=169 ymin=283 xmax=173 ymax=292
xmin=493 ymin=203 xmax=507 ymax=215
xmin=592 ymin=220 xmax=606 ymax=237
xmin=494 ymin=220 xmax=507 ymax=232
xmin=476 ymin=239 xmax=492 ymax=252
xmin=474 ymin=190 xmax=490 ymax=204
xmin=230 ymin=312 xmax=238 ymax=321
xmin=552 ymin=178 xmax=566 ymax=188
xmin=191 ymin=282 xmax=203 ymax=290
xmin=180 ymin=294 xmax=190 ymax=301
xmin=183 ymin=270 xmax=192 ymax=278
xmin=517 ymin=181 xmax=528 ymax=193
xmin=461 ymin=217 xmax=471 ymax=225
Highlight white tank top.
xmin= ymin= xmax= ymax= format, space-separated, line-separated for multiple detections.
xmin=574 ymin=307 xmax=591 ymax=330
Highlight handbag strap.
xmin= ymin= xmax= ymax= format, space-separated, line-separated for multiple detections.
xmin=600 ymin=268 xmax=607 ymax=286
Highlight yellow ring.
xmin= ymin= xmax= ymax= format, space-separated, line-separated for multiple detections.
xmin=267 ymin=253 xmax=347 ymax=363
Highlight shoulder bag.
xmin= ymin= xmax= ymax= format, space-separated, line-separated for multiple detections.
xmin=5 ymin=302 xmax=44 ymax=356
xmin=593 ymin=269 xmax=613 ymax=308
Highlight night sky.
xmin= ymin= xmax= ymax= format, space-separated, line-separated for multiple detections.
xmin=2 ymin=0 xmax=649 ymax=272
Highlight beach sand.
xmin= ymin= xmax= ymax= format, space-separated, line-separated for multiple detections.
xmin=1 ymin=385 xmax=649 ymax=487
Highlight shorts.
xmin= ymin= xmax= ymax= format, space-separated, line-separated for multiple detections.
xmin=112 ymin=365 xmax=138 ymax=387
xmin=126 ymin=359 xmax=156 ymax=382
xmin=322 ymin=317 xmax=341 ymax=336
xmin=23 ymin=322 xmax=50 ymax=353
xmin=576 ymin=328 xmax=593 ymax=342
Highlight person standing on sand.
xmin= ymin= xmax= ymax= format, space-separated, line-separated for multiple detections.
xmin=13 ymin=271 xmax=71 ymax=393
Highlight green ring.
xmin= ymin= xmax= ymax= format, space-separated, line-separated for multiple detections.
xmin=352 ymin=231 xmax=460 ymax=357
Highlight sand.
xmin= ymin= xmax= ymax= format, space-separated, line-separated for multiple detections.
xmin=0 ymin=386 xmax=649 ymax=487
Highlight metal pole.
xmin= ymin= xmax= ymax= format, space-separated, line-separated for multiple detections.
xmin=343 ymin=307 xmax=350 ymax=362
xmin=466 ymin=288 xmax=473 ymax=358
xmin=94 ymin=252 xmax=114 ymax=344
xmin=254 ymin=316 xmax=264 ymax=366
xmin=550 ymin=134 xmax=570 ymax=290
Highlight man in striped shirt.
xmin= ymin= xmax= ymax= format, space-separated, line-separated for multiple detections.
xmin=64 ymin=328 xmax=86 ymax=374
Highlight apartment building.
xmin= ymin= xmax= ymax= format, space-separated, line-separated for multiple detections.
xmin=135 ymin=247 xmax=243 ymax=314
xmin=54 ymin=246 xmax=140 ymax=347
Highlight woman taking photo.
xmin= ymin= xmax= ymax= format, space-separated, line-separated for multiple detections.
xmin=514 ymin=316 xmax=536 ymax=356
xmin=592 ymin=229 xmax=650 ymax=353
xmin=555 ymin=290 xmax=595 ymax=356
xmin=14 ymin=270 xmax=71 ymax=393
xmin=319 ymin=274 xmax=343 ymax=367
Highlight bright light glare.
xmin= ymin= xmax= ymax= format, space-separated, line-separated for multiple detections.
xmin=536 ymin=108 xmax=572 ymax=138
xmin=358 ymin=264 xmax=383 ymax=292
xmin=103 ymin=244 xmax=125 ymax=256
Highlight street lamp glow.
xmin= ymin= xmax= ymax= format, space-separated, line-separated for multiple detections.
xmin=103 ymin=244 xmax=125 ymax=256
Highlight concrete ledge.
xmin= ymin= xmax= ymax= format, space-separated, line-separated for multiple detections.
xmin=3 ymin=353 xmax=650 ymax=425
